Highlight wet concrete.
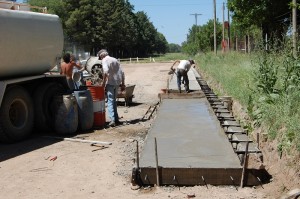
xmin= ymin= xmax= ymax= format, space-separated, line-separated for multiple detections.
xmin=139 ymin=98 xmax=242 ymax=169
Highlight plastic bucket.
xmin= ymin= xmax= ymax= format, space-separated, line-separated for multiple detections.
xmin=74 ymin=90 xmax=94 ymax=131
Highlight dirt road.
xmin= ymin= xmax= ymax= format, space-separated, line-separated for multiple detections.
xmin=0 ymin=62 xmax=277 ymax=199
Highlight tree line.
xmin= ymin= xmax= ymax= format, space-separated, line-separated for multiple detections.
xmin=182 ymin=20 xmax=223 ymax=55
xmin=182 ymin=1 xmax=298 ymax=55
xmin=29 ymin=0 xmax=168 ymax=57
xmin=228 ymin=0 xmax=294 ymax=40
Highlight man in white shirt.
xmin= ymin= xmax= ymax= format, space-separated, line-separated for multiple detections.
xmin=170 ymin=59 xmax=195 ymax=93
xmin=99 ymin=49 xmax=125 ymax=127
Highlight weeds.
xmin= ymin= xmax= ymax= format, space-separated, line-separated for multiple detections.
xmin=196 ymin=46 xmax=300 ymax=154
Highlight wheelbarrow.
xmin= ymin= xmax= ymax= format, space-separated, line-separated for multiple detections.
xmin=117 ymin=84 xmax=136 ymax=106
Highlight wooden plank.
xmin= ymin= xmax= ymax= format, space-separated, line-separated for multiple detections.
xmin=138 ymin=167 xmax=268 ymax=186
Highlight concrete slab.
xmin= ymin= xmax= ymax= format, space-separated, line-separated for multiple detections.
xmin=139 ymin=98 xmax=241 ymax=169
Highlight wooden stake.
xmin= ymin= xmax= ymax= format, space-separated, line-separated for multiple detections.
xmin=240 ymin=141 xmax=249 ymax=188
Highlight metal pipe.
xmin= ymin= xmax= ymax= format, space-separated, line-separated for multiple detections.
xmin=202 ymin=176 xmax=208 ymax=189
xmin=136 ymin=140 xmax=139 ymax=169
xmin=154 ymin=137 xmax=160 ymax=186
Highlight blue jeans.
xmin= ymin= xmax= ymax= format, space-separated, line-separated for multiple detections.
xmin=177 ymin=69 xmax=189 ymax=92
xmin=106 ymin=84 xmax=119 ymax=123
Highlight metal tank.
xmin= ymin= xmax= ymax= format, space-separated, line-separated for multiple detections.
xmin=0 ymin=9 xmax=63 ymax=79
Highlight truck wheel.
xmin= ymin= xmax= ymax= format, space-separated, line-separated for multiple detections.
xmin=34 ymin=82 xmax=64 ymax=132
xmin=0 ymin=86 xmax=34 ymax=143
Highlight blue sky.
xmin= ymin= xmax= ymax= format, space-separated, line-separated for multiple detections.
xmin=16 ymin=0 xmax=227 ymax=45
xmin=129 ymin=0 xmax=227 ymax=45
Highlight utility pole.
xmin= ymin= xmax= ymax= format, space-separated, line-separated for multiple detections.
xmin=292 ymin=0 xmax=297 ymax=58
xmin=190 ymin=13 xmax=202 ymax=42
xmin=228 ymin=3 xmax=231 ymax=51
xmin=213 ymin=0 xmax=217 ymax=54
xmin=222 ymin=2 xmax=225 ymax=53
xmin=222 ymin=2 xmax=225 ymax=43
xmin=190 ymin=13 xmax=202 ymax=26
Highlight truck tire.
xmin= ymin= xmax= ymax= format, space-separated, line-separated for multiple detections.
xmin=0 ymin=86 xmax=34 ymax=143
xmin=34 ymin=82 xmax=64 ymax=133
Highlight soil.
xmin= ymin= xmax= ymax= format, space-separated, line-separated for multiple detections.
xmin=0 ymin=62 xmax=299 ymax=199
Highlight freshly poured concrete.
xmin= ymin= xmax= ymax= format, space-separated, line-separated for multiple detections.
xmin=139 ymin=98 xmax=241 ymax=169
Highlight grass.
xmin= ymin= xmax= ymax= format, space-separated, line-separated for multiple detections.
xmin=192 ymin=51 xmax=300 ymax=154
xmin=153 ymin=53 xmax=194 ymax=62
xmin=195 ymin=52 xmax=254 ymax=106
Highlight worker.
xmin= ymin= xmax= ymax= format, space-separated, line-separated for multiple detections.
xmin=99 ymin=49 xmax=125 ymax=127
xmin=170 ymin=59 xmax=196 ymax=93
xmin=60 ymin=53 xmax=84 ymax=90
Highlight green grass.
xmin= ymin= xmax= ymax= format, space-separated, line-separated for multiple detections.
xmin=153 ymin=53 xmax=195 ymax=62
xmin=195 ymin=52 xmax=254 ymax=106
xmin=193 ymin=51 xmax=300 ymax=154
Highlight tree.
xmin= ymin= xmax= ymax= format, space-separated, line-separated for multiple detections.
xmin=196 ymin=19 xmax=222 ymax=52
xmin=153 ymin=32 xmax=168 ymax=54
xmin=228 ymin=0 xmax=291 ymax=40
xmin=167 ymin=43 xmax=181 ymax=53
xmin=29 ymin=0 xmax=167 ymax=57
xmin=134 ymin=11 xmax=157 ymax=56
xmin=182 ymin=19 xmax=222 ymax=55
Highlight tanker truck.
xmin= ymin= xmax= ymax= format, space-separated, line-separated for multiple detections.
xmin=0 ymin=7 xmax=70 ymax=143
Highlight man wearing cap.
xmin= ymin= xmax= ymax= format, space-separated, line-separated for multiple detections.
xmin=99 ymin=49 xmax=125 ymax=127
xmin=170 ymin=59 xmax=196 ymax=93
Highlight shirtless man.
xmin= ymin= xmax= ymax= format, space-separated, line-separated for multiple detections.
xmin=60 ymin=53 xmax=83 ymax=90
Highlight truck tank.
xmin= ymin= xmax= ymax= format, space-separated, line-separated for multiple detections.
xmin=0 ymin=9 xmax=63 ymax=79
